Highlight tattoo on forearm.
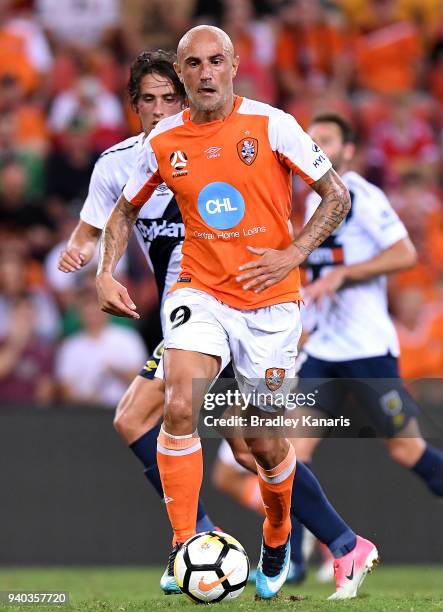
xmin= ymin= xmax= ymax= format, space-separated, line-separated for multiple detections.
xmin=97 ymin=196 xmax=139 ymax=274
xmin=294 ymin=169 xmax=351 ymax=254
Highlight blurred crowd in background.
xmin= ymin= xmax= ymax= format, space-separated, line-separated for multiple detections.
xmin=1 ymin=0 xmax=443 ymax=407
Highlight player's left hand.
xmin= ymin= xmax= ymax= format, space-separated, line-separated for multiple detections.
xmin=236 ymin=244 xmax=304 ymax=293
xmin=303 ymin=266 xmax=347 ymax=304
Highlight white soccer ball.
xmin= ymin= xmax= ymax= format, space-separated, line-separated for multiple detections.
xmin=174 ymin=531 xmax=249 ymax=603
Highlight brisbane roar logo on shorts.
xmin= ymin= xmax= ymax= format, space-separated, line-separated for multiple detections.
xmin=265 ymin=368 xmax=286 ymax=391
xmin=237 ymin=138 xmax=258 ymax=165
xmin=170 ymin=150 xmax=188 ymax=177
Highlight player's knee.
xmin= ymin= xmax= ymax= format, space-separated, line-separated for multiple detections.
xmin=164 ymin=396 xmax=193 ymax=434
xmin=289 ymin=438 xmax=317 ymax=463
xmin=245 ymin=437 xmax=285 ymax=468
xmin=113 ymin=392 xmax=132 ymax=436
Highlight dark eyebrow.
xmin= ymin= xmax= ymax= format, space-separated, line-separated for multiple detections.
xmin=184 ymin=54 xmax=225 ymax=64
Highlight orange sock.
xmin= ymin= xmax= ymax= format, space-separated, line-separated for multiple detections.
xmin=239 ymin=475 xmax=265 ymax=515
xmin=256 ymin=444 xmax=296 ymax=547
xmin=157 ymin=426 xmax=203 ymax=545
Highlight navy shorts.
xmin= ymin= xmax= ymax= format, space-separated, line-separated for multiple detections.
xmin=138 ymin=340 xmax=164 ymax=380
xmin=297 ymin=353 xmax=418 ymax=437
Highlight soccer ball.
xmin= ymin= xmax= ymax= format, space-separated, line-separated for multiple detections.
xmin=174 ymin=531 xmax=249 ymax=603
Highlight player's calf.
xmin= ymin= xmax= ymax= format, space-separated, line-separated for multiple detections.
xmin=114 ymin=376 xmax=164 ymax=444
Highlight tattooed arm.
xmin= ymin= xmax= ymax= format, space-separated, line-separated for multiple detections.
xmin=293 ymin=168 xmax=351 ymax=256
xmin=236 ymin=168 xmax=351 ymax=293
xmin=96 ymin=195 xmax=141 ymax=319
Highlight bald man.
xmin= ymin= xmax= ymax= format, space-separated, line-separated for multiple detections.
xmin=96 ymin=26 xmax=377 ymax=600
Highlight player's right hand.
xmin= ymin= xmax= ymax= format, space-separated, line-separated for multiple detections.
xmin=58 ymin=247 xmax=86 ymax=272
xmin=96 ymin=272 xmax=140 ymax=319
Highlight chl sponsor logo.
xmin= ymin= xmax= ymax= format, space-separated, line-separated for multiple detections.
xmin=198 ymin=182 xmax=245 ymax=230
xmin=136 ymin=219 xmax=185 ymax=242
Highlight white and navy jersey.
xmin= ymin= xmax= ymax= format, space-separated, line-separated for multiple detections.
xmin=80 ymin=133 xmax=184 ymax=305
xmin=302 ymin=171 xmax=408 ymax=361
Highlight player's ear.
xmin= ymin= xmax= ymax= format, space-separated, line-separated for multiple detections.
xmin=174 ymin=62 xmax=183 ymax=83
xmin=232 ymin=55 xmax=240 ymax=78
xmin=344 ymin=142 xmax=355 ymax=163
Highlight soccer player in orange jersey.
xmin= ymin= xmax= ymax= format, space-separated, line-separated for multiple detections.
xmin=95 ymin=26 xmax=370 ymax=599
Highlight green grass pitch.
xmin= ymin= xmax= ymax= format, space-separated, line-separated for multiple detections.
xmin=0 ymin=566 xmax=442 ymax=611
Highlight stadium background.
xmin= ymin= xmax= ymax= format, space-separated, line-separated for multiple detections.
xmin=0 ymin=0 xmax=442 ymax=573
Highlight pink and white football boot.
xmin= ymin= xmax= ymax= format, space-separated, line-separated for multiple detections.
xmin=328 ymin=536 xmax=379 ymax=600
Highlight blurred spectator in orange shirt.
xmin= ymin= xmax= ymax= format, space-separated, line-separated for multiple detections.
xmin=353 ymin=0 xmax=422 ymax=95
xmin=0 ymin=75 xmax=49 ymax=156
xmin=392 ymin=287 xmax=443 ymax=378
xmin=389 ymin=172 xmax=441 ymax=261
xmin=0 ymin=0 xmax=53 ymax=95
xmin=275 ymin=0 xmax=349 ymax=100
xmin=367 ymin=97 xmax=439 ymax=187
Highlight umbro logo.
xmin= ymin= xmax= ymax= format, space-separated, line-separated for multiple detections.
xmin=204 ymin=146 xmax=221 ymax=159
xmin=164 ymin=496 xmax=174 ymax=504
xmin=155 ymin=184 xmax=169 ymax=194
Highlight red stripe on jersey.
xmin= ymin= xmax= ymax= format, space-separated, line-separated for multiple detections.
xmin=130 ymin=171 xmax=162 ymax=206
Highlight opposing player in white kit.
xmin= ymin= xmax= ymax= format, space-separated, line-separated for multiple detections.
xmin=58 ymin=50 xmax=218 ymax=593
xmin=290 ymin=113 xmax=443 ymax=587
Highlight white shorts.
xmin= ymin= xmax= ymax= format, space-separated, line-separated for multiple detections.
xmin=157 ymin=288 xmax=301 ymax=411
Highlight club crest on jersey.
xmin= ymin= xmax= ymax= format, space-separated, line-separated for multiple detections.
xmin=265 ymin=368 xmax=285 ymax=391
xmin=237 ymin=137 xmax=258 ymax=165
xmin=170 ymin=150 xmax=188 ymax=177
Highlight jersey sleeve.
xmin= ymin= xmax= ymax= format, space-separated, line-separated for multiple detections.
xmin=269 ymin=112 xmax=332 ymax=184
xmin=80 ymin=162 xmax=117 ymax=229
xmin=122 ymin=137 xmax=162 ymax=207
xmin=357 ymin=188 xmax=408 ymax=250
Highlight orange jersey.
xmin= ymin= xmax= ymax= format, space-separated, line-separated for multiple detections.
xmin=124 ymin=96 xmax=331 ymax=309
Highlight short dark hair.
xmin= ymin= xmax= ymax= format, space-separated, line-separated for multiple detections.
xmin=310 ymin=113 xmax=356 ymax=144
xmin=128 ymin=49 xmax=186 ymax=111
